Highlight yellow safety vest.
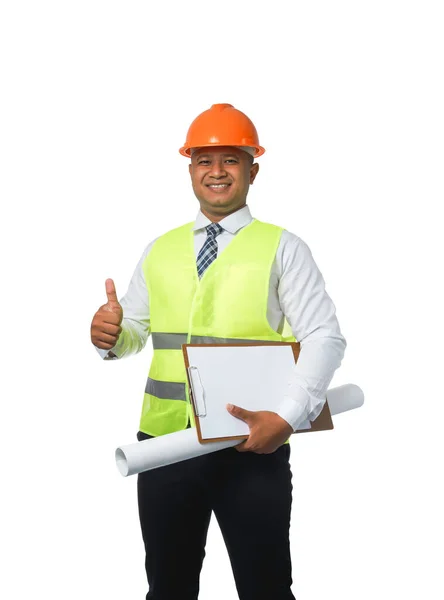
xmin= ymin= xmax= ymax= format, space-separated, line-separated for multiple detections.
xmin=139 ymin=218 xmax=296 ymax=443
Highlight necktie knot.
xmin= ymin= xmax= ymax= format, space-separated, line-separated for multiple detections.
xmin=206 ymin=223 xmax=223 ymax=239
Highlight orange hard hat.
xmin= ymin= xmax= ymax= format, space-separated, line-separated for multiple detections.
xmin=179 ymin=103 xmax=265 ymax=158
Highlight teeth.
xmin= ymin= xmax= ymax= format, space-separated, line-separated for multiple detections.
xmin=209 ymin=184 xmax=228 ymax=188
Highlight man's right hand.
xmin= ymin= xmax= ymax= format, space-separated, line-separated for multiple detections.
xmin=90 ymin=278 xmax=124 ymax=350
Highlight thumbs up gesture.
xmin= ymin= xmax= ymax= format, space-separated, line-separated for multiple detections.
xmin=90 ymin=279 xmax=124 ymax=350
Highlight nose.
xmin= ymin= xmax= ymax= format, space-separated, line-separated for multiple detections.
xmin=208 ymin=159 xmax=227 ymax=179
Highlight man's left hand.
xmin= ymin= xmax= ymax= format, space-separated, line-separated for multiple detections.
xmin=226 ymin=404 xmax=294 ymax=454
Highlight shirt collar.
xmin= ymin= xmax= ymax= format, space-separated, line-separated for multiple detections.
xmin=192 ymin=205 xmax=254 ymax=234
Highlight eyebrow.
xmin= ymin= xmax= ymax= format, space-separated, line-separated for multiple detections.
xmin=195 ymin=153 xmax=240 ymax=160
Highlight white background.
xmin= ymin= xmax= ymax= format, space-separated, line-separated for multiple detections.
xmin=1 ymin=1 xmax=443 ymax=599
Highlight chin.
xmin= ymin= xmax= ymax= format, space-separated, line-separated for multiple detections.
xmin=202 ymin=197 xmax=232 ymax=208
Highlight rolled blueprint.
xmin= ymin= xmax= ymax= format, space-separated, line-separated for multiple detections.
xmin=326 ymin=383 xmax=364 ymax=415
xmin=116 ymin=430 xmax=240 ymax=477
xmin=116 ymin=383 xmax=364 ymax=477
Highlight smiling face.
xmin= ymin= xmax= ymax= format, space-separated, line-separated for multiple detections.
xmin=188 ymin=146 xmax=259 ymax=220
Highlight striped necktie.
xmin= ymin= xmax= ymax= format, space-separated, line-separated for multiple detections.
xmin=196 ymin=222 xmax=224 ymax=279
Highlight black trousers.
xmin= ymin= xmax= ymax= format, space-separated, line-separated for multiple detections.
xmin=137 ymin=430 xmax=296 ymax=600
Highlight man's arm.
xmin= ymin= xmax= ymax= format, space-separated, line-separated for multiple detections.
xmin=94 ymin=238 xmax=158 ymax=360
xmin=227 ymin=230 xmax=347 ymax=454
xmin=274 ymin=231 xmax=347 ymax=431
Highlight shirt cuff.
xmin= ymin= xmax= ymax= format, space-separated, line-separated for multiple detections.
xmin=275 ymin=385 xmax=326 ymax=432
xmin=94 ymin=345 xmax=120 ymax=360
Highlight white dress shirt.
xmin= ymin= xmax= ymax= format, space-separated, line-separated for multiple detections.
xmin=95 ymin=205 xmax=347 ymax=432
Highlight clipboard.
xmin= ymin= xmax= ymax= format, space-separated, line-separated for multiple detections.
xmin=182 ymin=341 xmax=334 ymax=443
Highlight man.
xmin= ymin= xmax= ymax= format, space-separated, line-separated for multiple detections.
xmin=91 ymin=103 xmax=347 ymax=600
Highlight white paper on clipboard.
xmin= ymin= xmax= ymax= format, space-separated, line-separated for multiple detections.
xmin=185 ymin=344 xmax=311 ymax=441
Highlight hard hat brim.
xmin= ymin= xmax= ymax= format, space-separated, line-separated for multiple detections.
xmin=179 ymin=144 xmax=265 ymax=158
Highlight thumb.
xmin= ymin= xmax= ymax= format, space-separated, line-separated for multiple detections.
xmin=226 ymin=404 xmax=254 ymax=423
xmin=105 ymin=278 xmax=120 ymax=308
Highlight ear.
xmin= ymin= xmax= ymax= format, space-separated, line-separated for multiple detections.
xmin=249 ymin=162 xmax=259 ymax=184
xmin=188 ymin=163 xmax=192 ymax=177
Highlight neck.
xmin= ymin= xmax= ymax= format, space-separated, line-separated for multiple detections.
xmin=200 ymin=203 xmax=246 ymax=222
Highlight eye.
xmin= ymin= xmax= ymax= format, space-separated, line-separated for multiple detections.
xmin=225 ymin=159 xmax=238 ymax=164
xmin=198 ymin=160 xmax=210 ymax=166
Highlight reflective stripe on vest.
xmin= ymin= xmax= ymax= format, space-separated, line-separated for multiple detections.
xmin=145 ymin=378 xmax=186 ymax=400
xmin=139 ymin=218 xmax=296 ymax=438
xmin=152 ymin=332 xmax=278 ymax=350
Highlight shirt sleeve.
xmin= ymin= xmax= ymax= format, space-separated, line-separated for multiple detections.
xmin=94 ymin=238 xmax=158 ymax=360
xmin=274 ymin=231 xmax=347 ymax=431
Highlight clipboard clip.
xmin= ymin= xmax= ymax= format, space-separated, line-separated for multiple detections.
xmin=187 ymin=366 xmax=207 ymax=417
